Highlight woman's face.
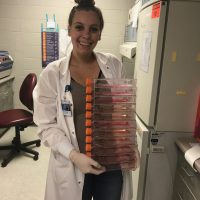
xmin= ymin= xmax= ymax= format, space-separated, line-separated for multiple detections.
xmin=68 ymin=10 xmax=102 ymax=56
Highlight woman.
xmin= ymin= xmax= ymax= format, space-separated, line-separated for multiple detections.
xmin=33 ymin=0 xmax=138 ymax=199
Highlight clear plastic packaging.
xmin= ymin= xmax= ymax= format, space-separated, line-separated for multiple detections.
xmin=93 ymin=111 xmax=135 ymax=121
xmin=91 ymin=145 xmax=137 ymax=156
xmin=92 ymin=127 xmax=136 ymax=137
xmin=92 ymin=136 xmax=136 ymax=146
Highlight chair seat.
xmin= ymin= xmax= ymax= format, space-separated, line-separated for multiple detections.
xmin=0 ymin=109 xmax=33 ymax=128
xmin=0 ymin=73 xmax=40 ymax=167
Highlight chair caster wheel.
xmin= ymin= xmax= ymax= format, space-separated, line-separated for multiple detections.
xmin=36 ymin=141 xmax=41 ymax=147
xmin=12 ymin=137 xmax=16 ymax=144
xmin=1 ymin=162 xmax=7 ymax=168
xmin=33 ymin=155 xmax=38 ymax=161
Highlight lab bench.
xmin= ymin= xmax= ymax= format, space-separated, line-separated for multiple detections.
xmin=173 ymin=138 xmax=200 ymax=200
xmin=0 ymin=76 xmax=14 ymax=137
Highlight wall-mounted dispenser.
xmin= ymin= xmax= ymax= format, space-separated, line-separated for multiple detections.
xmin=41 ymin=14 xmax=59 ymax=68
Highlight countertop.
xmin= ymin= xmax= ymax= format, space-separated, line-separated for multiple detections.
xmin=0 ymin=75 xmax=15 ymax=84
xmin=176 ymin=137 xmax=200 ymax=173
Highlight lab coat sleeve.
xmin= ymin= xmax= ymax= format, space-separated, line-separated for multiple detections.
xmin=33 ymin=68 xmax=74 ymax=159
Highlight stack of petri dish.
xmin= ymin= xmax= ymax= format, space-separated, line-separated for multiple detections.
xmin=85 ymin=78 xmax=139 ymax=171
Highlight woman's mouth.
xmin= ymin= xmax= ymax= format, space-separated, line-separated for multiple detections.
xmin=79 ymin=41 xmax=92 ymax=46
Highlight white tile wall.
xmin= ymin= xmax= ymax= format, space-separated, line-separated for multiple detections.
xmin=0 ymin=0 xmax=134 ymax=108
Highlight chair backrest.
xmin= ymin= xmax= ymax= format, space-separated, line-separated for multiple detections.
xmin=19 ymin=73 xmax=37 ymax=111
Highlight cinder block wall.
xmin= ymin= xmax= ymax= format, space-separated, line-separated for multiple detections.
xmin=0 ymin=0 xmax=134 ymax=108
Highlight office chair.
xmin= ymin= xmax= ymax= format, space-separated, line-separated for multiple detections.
xmin=0 ymin=73 xmax=41 ymax=167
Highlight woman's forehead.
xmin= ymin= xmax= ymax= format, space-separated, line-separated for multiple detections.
xmin=72 ymin=10 xmax=100 ymax=25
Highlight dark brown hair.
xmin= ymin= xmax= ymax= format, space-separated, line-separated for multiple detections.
xmin=68 ymin=0 xmax=104 ymax=31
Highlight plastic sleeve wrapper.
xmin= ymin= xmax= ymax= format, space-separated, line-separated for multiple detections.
xmin=85 ymin=78 xmax=140 ymax=171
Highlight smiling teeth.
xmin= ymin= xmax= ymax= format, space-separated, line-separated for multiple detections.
xmin=80 ymin=42 xmax=91 ymax=46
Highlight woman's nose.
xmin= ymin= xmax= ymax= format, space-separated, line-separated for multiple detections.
xmin=82 ymin=28 xmax=90 ymax=38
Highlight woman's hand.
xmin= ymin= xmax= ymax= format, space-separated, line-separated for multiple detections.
xmin=69 ymin=149 xmax=106 ymax=175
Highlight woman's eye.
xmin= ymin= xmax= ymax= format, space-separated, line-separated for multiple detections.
xmin=74 ymin=25 xmax=83 ymax=31
xmin=90 ymin=27 xmax=99 ymax=33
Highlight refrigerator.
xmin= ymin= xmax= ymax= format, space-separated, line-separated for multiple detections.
xmin=131 ymin=0 xmax=200 ymax=199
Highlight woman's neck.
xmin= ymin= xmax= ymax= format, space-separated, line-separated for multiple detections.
xmin=69 ymin=51 xmax=100 ymax=86
xmin=71 ymin=51 xmax=95 ymax=66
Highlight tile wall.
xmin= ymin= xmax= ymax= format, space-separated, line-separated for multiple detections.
xmin=0 ymin=0 xmax=134 ymax=107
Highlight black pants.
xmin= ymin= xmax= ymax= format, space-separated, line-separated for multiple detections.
xmin=82 ymin=170 xmax=123 ymax=200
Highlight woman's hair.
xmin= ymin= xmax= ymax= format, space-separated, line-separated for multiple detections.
xmin=68 ymin=0 xmax=104 ymax=31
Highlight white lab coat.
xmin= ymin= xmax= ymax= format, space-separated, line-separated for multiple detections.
xmin=33 ymin=48 xmax=137 ymax=200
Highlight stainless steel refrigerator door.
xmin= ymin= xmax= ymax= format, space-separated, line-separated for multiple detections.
xmin=134 ymin=1 xmax=167 ymax=128
xmin=155 ymin=0 xmax=200 ymax=132
xmin=135 ymin=0 xmax=200 ymax=132
xmin=143 ymin=131 xmax=191 ymax=200
xmin=134 ymin=118 xmax=191 ymax=200
xmin=132 ymin=116 xmax=150 ymax=200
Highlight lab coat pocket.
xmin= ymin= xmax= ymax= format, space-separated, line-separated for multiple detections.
xmin=53 ymin=152 xmax=70 ymax=185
